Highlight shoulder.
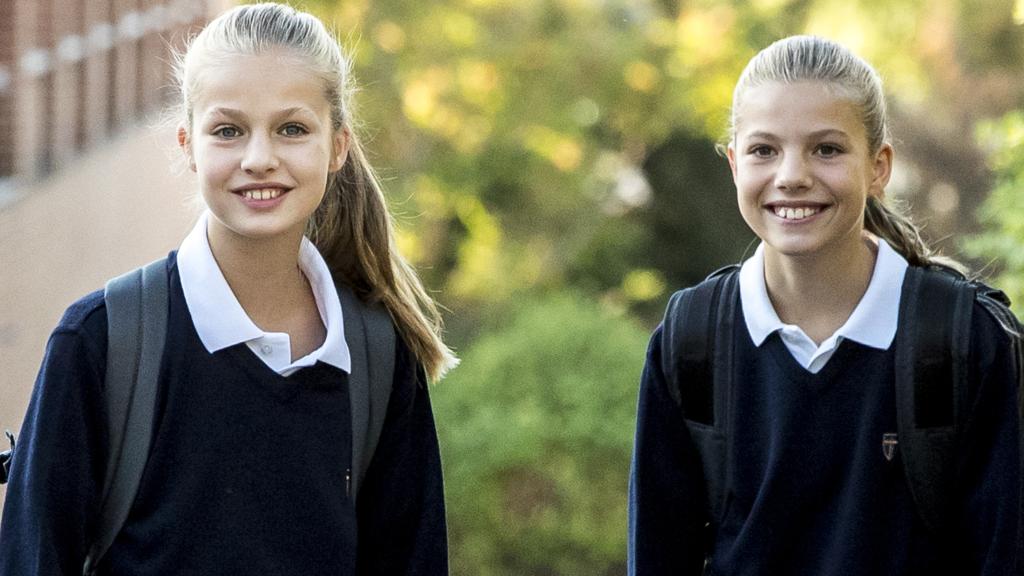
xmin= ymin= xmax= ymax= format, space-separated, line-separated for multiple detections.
xmin=968 ymin=287 xmax=1019 ymax=370
xmin=662 ymin=265 xmax=741 ymax=346
xmin=41 ymin=289 xmax=109 ymax=380
xmin=665 ymin=265 xmax=740 ymax=312
xmin=970 ymin=281 xmax=1019 ymax=338
xmin=393 ymin=332 xmax=427 ymax=391
xmin=53 ymin=288 xmax=107 ymax=338
xmin=903 ymin=265 xmax=1017 ymax=342
xmin=33 ymin=290 xmax=109 ymax=397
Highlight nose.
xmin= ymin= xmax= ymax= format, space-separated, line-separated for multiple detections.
xmin=240 ymin=132 xmax=279 ymax=175
xmin=774 ymin=152 xmax=812 ymax=192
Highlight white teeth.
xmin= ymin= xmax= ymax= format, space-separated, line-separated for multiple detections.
xmin=242 ymin=188 xmax=283 ymax=201
xmin=774 ymin=206 xmax=820 ymax=220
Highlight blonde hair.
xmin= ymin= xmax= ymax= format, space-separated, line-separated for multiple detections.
xmin=730 ymin=35 xmax=966 ymax=273
xmin=174 ymin=2 xmax=457 ymax=380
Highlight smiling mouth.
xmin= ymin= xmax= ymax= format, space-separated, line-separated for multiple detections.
xmin=237 ymin=188 xmax=287 ymax=201
xmin=771 ymin=205 xmax=824 ymax=221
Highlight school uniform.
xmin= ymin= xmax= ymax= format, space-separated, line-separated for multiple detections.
xmin=629 ymin=240 xmax=1021 ymax=575
xmin=0 ymin=214 xmax=448 ymax=575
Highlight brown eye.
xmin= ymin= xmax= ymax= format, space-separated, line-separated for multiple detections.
xmin=817 ymin=144 xmax=842 ymax=157
xmin=750 ymin=145 xmax=774 ymax=158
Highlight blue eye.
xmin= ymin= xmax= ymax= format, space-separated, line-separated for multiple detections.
xmin=213 ymin=126 xmax=241 ymax=138
xmin=281 ymin=124 xmax=309 ymax=137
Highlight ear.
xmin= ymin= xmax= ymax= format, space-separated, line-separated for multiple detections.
xmin=177 ymin=126 xmax=196 ymax=173
xmin=726 ymin=143 xmax=739 ymax=184
xmin=869 ymin=143 xmax=893 ymax=200
xmin=329 ymin=128 xmax=350 ymax=173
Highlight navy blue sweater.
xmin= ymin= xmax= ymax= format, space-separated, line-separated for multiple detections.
xmin=0 ymin=255 xmax=448 ymax=575
xmin=629 ymin=298 xmax=1021 ymax=575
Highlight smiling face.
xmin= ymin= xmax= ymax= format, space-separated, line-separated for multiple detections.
xmin=181 ymin=50 xmax=347 ymax=247
xmin=727 ymin=81 xmax=892 ymax=263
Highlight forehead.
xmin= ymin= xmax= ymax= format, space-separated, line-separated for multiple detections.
xmin=734 ymin=81 xmax=865 ymax=141
xmin=192 ymin=51 xmax=330 ymax=119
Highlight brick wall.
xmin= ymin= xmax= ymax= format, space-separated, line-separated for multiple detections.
xmin=0 ymin=0 xmax=221 ymax=187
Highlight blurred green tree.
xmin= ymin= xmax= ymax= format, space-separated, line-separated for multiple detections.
xmin=966 ymin=111 xmax=1024 ymax=312
xmin=431 ymin=292 xmax=649 ymax=576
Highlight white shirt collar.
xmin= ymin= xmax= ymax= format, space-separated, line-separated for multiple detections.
xmin=177 ymin=211 xmax=351 ymax=374
xmin=739 ymin=238 xmax=908 ymax=352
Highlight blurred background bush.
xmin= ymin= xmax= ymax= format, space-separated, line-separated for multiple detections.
xmin=434 ymin=292 xmax=647 ymax=575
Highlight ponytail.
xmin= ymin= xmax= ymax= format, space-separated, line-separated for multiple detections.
xmin=864 ymin=196 xmax=969 ymax=275
xmin=309 ymin=127 xmax=458 ymax=382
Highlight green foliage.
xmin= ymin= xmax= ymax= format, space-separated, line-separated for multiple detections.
xmin=432 ymin=292 xmax=650 ymax=576
xmin=294 ymin=0 xmax=1024 ymax=328
xmin=303 ymin=0 xmax=774 ymax=319
xmin=965 ymin=111 xmax=1024 ymax=312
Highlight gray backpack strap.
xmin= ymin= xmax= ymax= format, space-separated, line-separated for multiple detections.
xmin=337 ymin=283 xmax=396 ymax=502
xmin=84 ymin=259 xmax=168 ymax=576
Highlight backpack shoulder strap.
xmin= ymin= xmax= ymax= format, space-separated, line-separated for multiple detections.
xmin=337 ymin=283 xmax=397 ymax=502
xmin=661 ymin=265 xmax=740 ymax=427
xmin=894 ymin=265 xmax=973 ymax=537
xmin=660 ymin=265 xmax=740 ymax=525
xmin=84 ymin=258 xmax=169 ymax=575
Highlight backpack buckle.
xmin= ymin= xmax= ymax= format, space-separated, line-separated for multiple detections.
xmin=1 ymin=429 xmax=15 ymax=484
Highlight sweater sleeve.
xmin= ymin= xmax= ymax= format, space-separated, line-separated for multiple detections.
xmin=627 ymin=325 xmax=710 ymax=576
xmin=957 ymin=304 xmax=1022 ymax=576
xmin=355 ymin=337 xmax=448 ymax=576
xmin=0 ymin=304 xmax=108 ymax=576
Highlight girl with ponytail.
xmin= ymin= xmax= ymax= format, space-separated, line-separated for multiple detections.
xmin=629 ymin=35 xmax=1020 ymax=574
xmin=1 ymin=3 xmax=454 ymax=574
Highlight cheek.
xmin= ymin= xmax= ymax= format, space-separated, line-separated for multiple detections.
xmin=824 ymin=164 xmax=868 ymax=193
xmin=194 ymin=147 xmax=236 ymax=183
xmin=298 ymin=144 xmax=336 ymax=183
xmin=732 ymin=172 xmax=768 ymax=225
xmin=733 ymin=167 xmax=764 ymax=200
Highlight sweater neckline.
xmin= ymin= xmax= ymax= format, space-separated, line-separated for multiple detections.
xmin=224 ymin=343 xmax=346 ymax=402
xmin=167 ymin=254 xmax=348 ymax=404
xmin=760 ymin=330 xmax=863 ymax=385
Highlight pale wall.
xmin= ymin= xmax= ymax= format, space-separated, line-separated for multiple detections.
xmin=0 ymin=125 xmax=200 ymax=512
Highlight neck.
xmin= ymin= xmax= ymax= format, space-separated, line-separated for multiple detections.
xmin=205 ymin=220 xmax=310 ymax=325
xmin=762 ymin=233 xmax=878 ymax=345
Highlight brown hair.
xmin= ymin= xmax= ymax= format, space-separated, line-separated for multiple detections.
xmin=174 ymin=2 xmax=457 ymax=379
xmin=730 ymin=35 xmax=966 ymax=273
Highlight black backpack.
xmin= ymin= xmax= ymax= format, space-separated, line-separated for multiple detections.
xmin=1 ymin=258 xmax=396 ymax=575
xmin=660 ymin=264 xmax=1023 ymax=540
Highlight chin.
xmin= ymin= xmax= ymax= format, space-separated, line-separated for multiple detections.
xmin=763 ymin=239 xmax=828 ymax=259
xmin=210 ymin=214 xmax=310 ymax=243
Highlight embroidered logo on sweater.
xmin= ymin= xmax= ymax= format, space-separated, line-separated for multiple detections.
xmin=882 ymin=433 xmax=899 ymax=461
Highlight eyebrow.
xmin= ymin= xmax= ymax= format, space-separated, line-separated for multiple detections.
xmin=205 ymin=106 xmax=318 ymax=121
xmin=807 ymin=128 xmax=851 ymax=140
xmin=743 ymin=129 xmax=852 ymax=141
